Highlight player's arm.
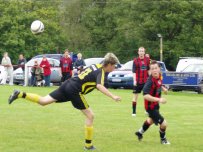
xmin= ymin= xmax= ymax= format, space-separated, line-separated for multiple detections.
xmin=143 ymin=78 xmax=166 ymax=104
xmin=162 ymin=85 xmax=168 ymax=95
xmin=144 ymin=94 xmax=166 ymax=104
xmin=96 ymin=70 xmax=121 ymax=102
xmin=147 ymin=57 xmax=151 ymax=75
xmin=132 ymin=60 xmax=137 ymax=86
xmin=96 ymin=84 xmax=121 ymax=102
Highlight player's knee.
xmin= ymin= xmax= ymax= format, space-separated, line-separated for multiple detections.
xmin=88 ymin=113 xmax=94 ymax=121
xmin=38 ymin=97 xmax=49 ymax=106
xmin=160 ymin=120 xmax=167 ymax=129
xmin=147 ymin=118 xmax=153 ymax=125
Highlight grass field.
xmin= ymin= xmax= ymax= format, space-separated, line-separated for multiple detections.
xmin=0 ymin=85 xmax=203 ymax=152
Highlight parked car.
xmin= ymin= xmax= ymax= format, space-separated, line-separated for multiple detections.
xmin=13 ymin=57 xmax=61 ymax=85
xmin=108 ymin=60 xmax=167 ymax=89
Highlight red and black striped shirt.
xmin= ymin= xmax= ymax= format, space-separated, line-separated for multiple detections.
xmin=143 ymin=75 xmax=162 ymax=110
xmin=60 ymin=57 xmax=73 ymax=73
xmin=132 ymin=56 xmax=150 ymax=84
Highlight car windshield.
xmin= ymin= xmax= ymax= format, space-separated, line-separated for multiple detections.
xmin=121 ymin=61 xmax=133 ymax=70
xmin=183 ymin=64 xmax=203 ymax=73
xmin=84 ymin=58 xmax=104 ymax=67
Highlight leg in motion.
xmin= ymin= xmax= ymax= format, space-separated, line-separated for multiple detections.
xmin=135 ymin=118 xmax=153 ymax=141
xmin=160 ymin=120 xmax=170 ymax=145
xmin=8 ymin=90 xmax=56 ymax=106
xmin=82 ymin=108 xmax=96 ymax=150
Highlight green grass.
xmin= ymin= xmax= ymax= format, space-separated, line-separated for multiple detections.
xmin=0 ymin=85 xmax=203 ymax=152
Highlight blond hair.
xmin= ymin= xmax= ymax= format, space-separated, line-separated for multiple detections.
xmin=77 ymin=53 xmax=82 ymax=58
xmin=103 ymin=53 xmax=119 ymax=66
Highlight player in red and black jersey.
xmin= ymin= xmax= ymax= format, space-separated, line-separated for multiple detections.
xmin=8 ymin=53 xmax=121 ymax=150
xmin=132 ymin=47 xmax=150 ymax=116
xmin=135 ymin=60 xmax=170 ymax=144
xmin=60 ymin=49 xmax=73 ymax=83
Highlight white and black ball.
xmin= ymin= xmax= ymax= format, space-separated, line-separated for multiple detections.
xmin=30 ymin=20 xmax=44 ymax=34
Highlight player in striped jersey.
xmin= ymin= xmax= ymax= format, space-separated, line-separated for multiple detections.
xmin=132 ymin=47 xmax=150 ymax=116
xmin=135 ymin=60 xmax=170 ymax=144
xmin=8 ymin=53 xmax=121 ymax=150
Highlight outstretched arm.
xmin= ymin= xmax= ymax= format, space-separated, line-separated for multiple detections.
xmin=144 ymin=94 xmax=166 ymax=104
xmin=96 ymin=84 xmax=121 ymax=102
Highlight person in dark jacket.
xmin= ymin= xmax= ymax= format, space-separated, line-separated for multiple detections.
xmin=17 ymin=54 xmax=26 ymax=72
xmin=74 ymin=53 xmax=86 ymax=74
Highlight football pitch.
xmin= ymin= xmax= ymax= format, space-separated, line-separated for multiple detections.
xmin=0 ymin=85 xmax=203 ymax=152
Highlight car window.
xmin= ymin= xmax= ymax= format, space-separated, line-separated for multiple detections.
xmin=53 ymin=60 xmax=60 ymax=67
xmin=84 ymin=58 xmax=104 ymax=67
xmin=48 ymin=59 xmax=55 ymax=67
xmin=159 ymin=63 xmax=165 ymax=71
xmin=121 ymin=61 xmax=133 ymax=70
xmin=183 ymin=64 xmax=203 ymax=72
xmin=32 ymin=54 xmax=62 ymax=61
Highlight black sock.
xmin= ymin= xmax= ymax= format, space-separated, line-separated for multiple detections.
xmin=139 ymin=120 xmax=151 ymax=134
xmin=22 ymin=92 xmax=26 ymax=98
xmin=159 ymin=128 xmax=166 ymax=139
xmin=132 ymin=101 xmax=136 ymax=114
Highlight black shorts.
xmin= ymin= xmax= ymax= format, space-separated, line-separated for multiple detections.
xmin=61 ymin=72 xmax=72 ymax=82
xmin=49 ymin=81 xmax=89 ymax=110
xmin=133 ymin=83 xmax=145 ymax=93
xmin=147 ymin=109 xmax=164 ymax=125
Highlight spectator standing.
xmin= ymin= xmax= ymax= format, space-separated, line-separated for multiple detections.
xmin=40 ymin=57 xmax=51 ymax=86
xmin=1 ymin=52 xmax=13 ymax=85
xmin=17 ymin=54 xmax=26 ymax=72
xmin=60 ymin=49 xmax=73 ymax=83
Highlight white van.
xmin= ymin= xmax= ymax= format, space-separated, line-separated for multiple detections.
xmin=176 ymin=57 xmax=203 ymax=72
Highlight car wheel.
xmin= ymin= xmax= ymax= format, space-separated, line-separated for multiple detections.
xmin=198 ymin=85 xmax=203 ymax=94
xmin=172 ymin=89 xmax=180 ymax=92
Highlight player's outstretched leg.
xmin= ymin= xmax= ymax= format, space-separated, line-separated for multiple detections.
xmin=8 ymin=90 xmax=56 ymax=106
xmin=8 ymin=90 xmax=41 ymax=104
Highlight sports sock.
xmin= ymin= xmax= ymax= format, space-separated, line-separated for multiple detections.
xmin=139 ymin=120 xmax=151 ymax=134
xmin=159 ymin=128 xmax=166 ymax=139
xmin=132 ymin=101 xmax=137 ymax=114
xmin=18 ymin=92 xmax=40 ymax=103
xmin=85 ymin=126 xmax=93 ymax=148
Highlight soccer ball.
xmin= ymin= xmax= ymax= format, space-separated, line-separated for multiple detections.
xmin=30 ymin=20 xmax=44 ymax=34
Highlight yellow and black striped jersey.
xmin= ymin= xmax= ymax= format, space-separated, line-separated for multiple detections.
xmin=70 ymin=64 xmax=106 ymax=94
